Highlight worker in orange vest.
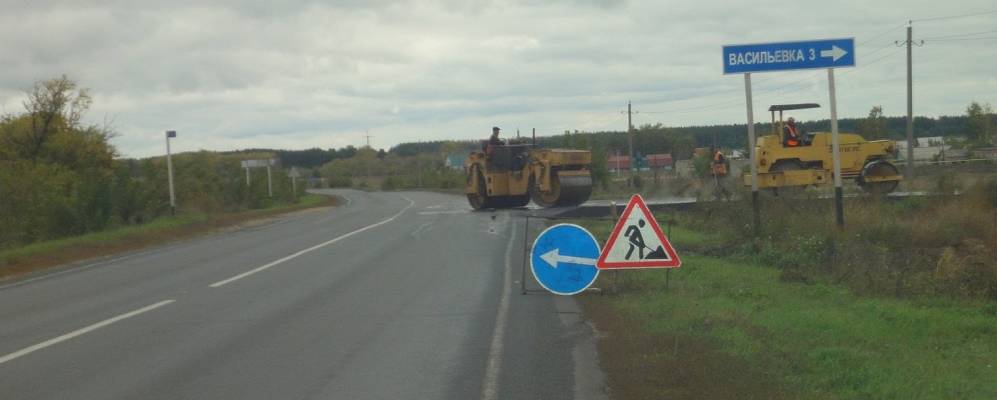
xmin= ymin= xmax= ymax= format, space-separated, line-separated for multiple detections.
xmin=711 ymin=149 xmax=727 ymax=176
xmin=783 ymin=117 xmax=801 ymax=147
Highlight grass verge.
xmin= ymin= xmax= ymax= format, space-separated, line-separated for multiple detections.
xmin=571 ymin=219 xmax=997 ymax=400
xmin=0 ymin=194 xmax=336 ymax=281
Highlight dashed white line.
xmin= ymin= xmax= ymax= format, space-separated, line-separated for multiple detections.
xmin=480 ymin=217 xmax=516 ymax=400
xmin=0 ymin=299 xmax=176 ymax=365
xmin=209 ymin=196 xmax=415 ymax=288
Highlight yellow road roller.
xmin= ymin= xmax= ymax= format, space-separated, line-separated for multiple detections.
xmin=744 ymin=103 xmax=903 ymax=194
xmin=465 ymin=142 xmax=593 ymax=209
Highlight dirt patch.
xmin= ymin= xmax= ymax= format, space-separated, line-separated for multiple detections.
xmin=578 ymin=295 xmax=795 ymax=400
xmin=0 ymin=195 xmax=339 ymax=281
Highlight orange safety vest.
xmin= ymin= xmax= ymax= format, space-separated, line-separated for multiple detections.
xmin=786 ymin=125 xmax=800 ymax=147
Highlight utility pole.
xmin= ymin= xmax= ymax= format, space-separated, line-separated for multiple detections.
xmin=898 ymin=21 xmax=922 ymax=180
xmin=165 ymin=130 xmax=177 ymax=215
xmin=364 ymin=131 xmax=373 ymax=148
xmin=905 ymin=22 xmax=914 ymax=179
xmin=624 ymin=101 xmax=635 ymax=186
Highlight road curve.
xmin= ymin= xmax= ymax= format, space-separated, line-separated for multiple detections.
xmin=0 ymin=190 xmax=606 ymax=400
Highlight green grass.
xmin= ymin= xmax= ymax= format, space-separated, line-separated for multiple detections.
xmin=575 ymin=218 xmax=997 ymax=399
xmin=0 ymin=194 xmax=330 ymax=269
xmin=0 ymin=214 xmax=207 ymax=266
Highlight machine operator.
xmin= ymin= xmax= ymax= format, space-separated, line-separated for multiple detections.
xmin=783 ymin=117 xmax=801 ymax=147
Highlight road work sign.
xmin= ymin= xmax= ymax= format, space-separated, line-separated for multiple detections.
xmin=723 ymin=38 xmax=855 ymax=74
xmin=530 ymin=224 xmax=601 ymax=295
xmin=597 ymin=194 xmax=680 ymax=269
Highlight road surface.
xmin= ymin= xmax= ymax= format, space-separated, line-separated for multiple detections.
xmin=0 ymin=190 xmax=606 ymax=400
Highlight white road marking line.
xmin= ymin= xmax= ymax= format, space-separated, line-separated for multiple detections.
xmin=209 ymin=196 xmax=415 ymax=288
xmin=480 ymin=217 xmax=516 ymax=400
xmin=0 ymin=299 xmax=176 ymax=365
xmin=416 ymin=210 xmax=466 ymax=215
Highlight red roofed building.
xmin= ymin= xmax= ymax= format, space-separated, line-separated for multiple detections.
xmin=607 ymin=155 xmax=630 ymax=172
xmin=646 ymin=154 xmax=673 ymax=170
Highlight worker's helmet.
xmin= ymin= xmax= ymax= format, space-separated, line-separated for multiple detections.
xmin=787 ymin=117 xmax=795 ymax=123
xmin=492 ymin=126 xmax=500 ymax=132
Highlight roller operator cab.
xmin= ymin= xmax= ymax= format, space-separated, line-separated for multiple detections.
xmin=464 ymin=141 xmax=593 ymax=210
xmin=744 ymin=103 xmax=903 ymax=194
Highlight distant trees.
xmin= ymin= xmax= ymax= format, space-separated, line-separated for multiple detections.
xmin=965 ymin=101 xmax=993 ymax=147
xmin=857 ymin=106 xmax=887 ymax=140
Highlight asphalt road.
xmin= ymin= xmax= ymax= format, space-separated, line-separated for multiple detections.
xmin=0 ymin=190 xmax=607 ymax=400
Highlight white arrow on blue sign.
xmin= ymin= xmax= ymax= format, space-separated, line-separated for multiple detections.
xmin=723 ymin=38 xmax=855 ymax=74
xmin=530 ymin=224 xmax=600 ymax=296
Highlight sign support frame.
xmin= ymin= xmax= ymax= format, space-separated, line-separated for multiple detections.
xmin=727 ymin=38 xmax=854 ymax=232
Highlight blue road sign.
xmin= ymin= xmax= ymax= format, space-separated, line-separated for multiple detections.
xmin=723 ymin=38 xmax=855 ymax=74
xmin=530 ymin=224 xmax=600 ymax=296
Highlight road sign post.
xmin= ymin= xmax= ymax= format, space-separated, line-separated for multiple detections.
xmin=529 ymin=224 xmax=601 ymax=295
xmin=241 ymin=159 xmax=277 ymax=196
xmin=289 ymin=167 xmax=300 ymax=197
xmin=723 ymin=38 xmax=855 ymax=230
xmin=165 ymin=130 xmax=177 ymax=215
xmin=266 ymin=164 xmax=273 ymax=198
xmin=828 ymin=69 xmax=844 ymax=227
xmin=744 ymin=73 xmax=759 ymax=233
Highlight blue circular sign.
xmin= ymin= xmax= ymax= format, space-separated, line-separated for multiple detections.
xmin=530 ymin=224 xmax=601 ymax=295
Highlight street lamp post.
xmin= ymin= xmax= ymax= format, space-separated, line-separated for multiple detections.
xmin=165 ymin=130 xmax=177 ymax=215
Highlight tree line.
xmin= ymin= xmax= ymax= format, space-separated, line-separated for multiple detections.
xmin=0 ymin=76 xmax=302 ymax=249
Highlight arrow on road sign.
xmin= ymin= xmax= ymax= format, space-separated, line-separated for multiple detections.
xmin=820 ymin=45 xmax=847 ymax=62
xmin=540 ymin=248 xmax=597 ymax=268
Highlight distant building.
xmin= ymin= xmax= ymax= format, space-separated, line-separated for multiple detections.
xmin=608 ymin=154 xmax=674 ymax=172
xmin=444 ymin=153 xmax=469 ymax=170
xmin=607 ymin=155 xmax=631 ymax=172
xmin=646 ymin=154 xmax=674 ymax=170
xmin=896 ymin=136 xmax=958 ymax=161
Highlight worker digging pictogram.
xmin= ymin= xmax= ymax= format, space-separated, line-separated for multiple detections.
xmin=597 ymin=194 xmax=681 ymax=270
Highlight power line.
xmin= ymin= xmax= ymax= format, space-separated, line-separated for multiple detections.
xmin=925 ymin=36 xmax=997 ymax=42
xmin=921 ymin=29 xmax=997 ymax=40
xmin=858 ymin=23 xmax=907 ymax=46
xmin=911 ymin=9 xmax=997 ymax=22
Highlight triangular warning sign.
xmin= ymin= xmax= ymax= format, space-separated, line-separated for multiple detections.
xmin=596 ymin=194 xmax=681 ymax=269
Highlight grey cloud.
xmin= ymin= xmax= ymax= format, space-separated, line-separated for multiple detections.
xmin=0 ymin=0 xmax=993 ymax=157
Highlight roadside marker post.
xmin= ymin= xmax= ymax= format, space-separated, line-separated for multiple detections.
xmin=723 ymin=38 xmax=855 ymax=229
xmin=165 ymin=130 xmax=177 ymax=215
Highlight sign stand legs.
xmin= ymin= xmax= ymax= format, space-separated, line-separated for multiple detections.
xmin=520 ymin=216 xmax=531 ymax=295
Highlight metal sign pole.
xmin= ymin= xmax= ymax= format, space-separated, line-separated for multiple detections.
xmin=828 ymin=68 xmax=844 ymax=227
xmin=744 ymin=73 xmax=760 ymax=234
xmin=521 ymin=216 xmax=530 ymax=295
xmin=165 ymin=131 xmax=176 ymax=215
xmin=266 ymin=165 xmax=273 ymax=198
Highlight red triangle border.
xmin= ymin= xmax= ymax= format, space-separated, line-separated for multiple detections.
xmin=596 ymin=194 xmax=682 ymax=269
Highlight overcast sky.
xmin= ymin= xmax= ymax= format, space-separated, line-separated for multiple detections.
xmin=1 ymin=0 xmax=994 ymax=158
